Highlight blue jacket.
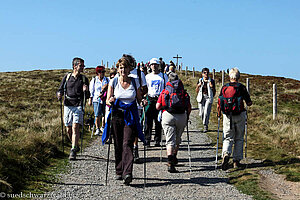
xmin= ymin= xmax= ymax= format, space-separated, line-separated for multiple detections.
xmin=102 ymin=99 xmax=145 ymax=145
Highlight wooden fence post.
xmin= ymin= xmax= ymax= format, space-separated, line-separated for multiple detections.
xmin=222 ymin=70 xmax=225 ymax=86
xmin=180 ymin=63 xmax=183 ymax=71
xmin=101 ymin=60 xmax=103 ymax=66
xmin=213 ymin=69 xmax=215 ymax=80
xmin=185 ymin=66 xmax=188 ymax=77
xmin=273 ymin=84 xmax=277 ymax=120
xmin=193 ymin=67 xmax=195 ymax=77
xmin=246 ymin=78 xmax=250 ymax=95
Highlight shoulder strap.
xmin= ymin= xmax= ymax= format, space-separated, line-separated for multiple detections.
xmin=137 ymin=67 xmax=142 ymax=86
xmin=112 ymin=76 xmax=119 ymax=89
xmin=130 ymin=77 xmax=137 ymax=92
xmin=63 ymin=73 xmax=72 ymax=94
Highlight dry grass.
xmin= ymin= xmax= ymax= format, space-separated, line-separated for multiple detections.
xmin=0 ymin=68 xmax=299 ymax=194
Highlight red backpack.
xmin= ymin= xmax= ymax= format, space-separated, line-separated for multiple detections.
xmin=218 ymin=83 xmax=243 ymax=115
xmin=161 ymin=80 xmax=189 ymax=114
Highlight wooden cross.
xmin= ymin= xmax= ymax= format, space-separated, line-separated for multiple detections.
xmin=173 ymin=54 xmax=182 ymax=69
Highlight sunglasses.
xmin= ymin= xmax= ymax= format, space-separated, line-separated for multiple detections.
xmin=203 ymin=71 xmax=209 ymax=74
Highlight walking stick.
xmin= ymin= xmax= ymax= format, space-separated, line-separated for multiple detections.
xmin=105 ymin=105 xmax=113 ymax=186
xmin=215 ymin=117 xmax=220 ymax=169
xmin=81 ymin=92 xmax=86 ymax=154
xmin=186 ymin=119 xmax=192 ymax=177
xmin=60 ymin=99 xmax=64 ymax=154
xmin=143 ymin=106 xmax=146 ymax=189
xmin=245 ymin=107 xmax=248 ymax=161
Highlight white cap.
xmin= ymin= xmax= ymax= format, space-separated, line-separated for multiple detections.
xmin=149 ymin=58 xmax=160 ymax=65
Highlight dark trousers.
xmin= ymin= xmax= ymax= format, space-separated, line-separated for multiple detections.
xmin=111 ymin=110 xmax=136 ymax=177
xmin=145 ymin=99 xmax=162 ymax=143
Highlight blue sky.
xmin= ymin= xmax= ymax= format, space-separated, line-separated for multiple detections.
xmin=1 ymin=0 xmax=299 ymax=80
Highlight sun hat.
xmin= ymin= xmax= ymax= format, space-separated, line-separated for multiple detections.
xmin=149 ymin=58 xmax=160 ymax=65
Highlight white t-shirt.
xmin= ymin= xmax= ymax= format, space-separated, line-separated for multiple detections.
xmin=89 ymin=76 xmax=109 ymax=103
xmin=109 ymin=77 xmax=140 ymax=104
xmin=146 ymin=72 xmax=168 ymax=97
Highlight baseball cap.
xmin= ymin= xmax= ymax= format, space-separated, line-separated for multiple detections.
xmin=149 ymin=58 xmax=160 ymax=65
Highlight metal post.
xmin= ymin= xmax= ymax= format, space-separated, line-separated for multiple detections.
xmin=222 ymin=70 xmax=225 ymax=86
xmin=185 ymin=66 xmax=188 ymax=77
xmin=273 ymin=84 xmax=277 ymax=120
xmin=246 ymin=78 xmax=250 ymax=95
xmin=193 ymin=67 xmax=195 ymax=78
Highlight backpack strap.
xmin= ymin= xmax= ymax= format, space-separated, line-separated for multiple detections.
xmin=63 ymin=73 xmax=72 ymax=96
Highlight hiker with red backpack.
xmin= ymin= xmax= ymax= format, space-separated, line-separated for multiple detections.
xmin=196 ymin=68 xmax=216 ymax=133
xmin=88 ymin=66 xmax=109 ymax=136
xmin=156 ymin=72 xmax=191 ymax=173
xmin=57 ymin=57 xmax=90 ymax=160
xmin=217 ymin=68 xmax=252 ymax=170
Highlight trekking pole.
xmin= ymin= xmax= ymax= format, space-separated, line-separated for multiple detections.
xmin=186 ymin=119 xmax=192 ymax=177
xmin=143 ymin=106 xmax=146 ymax=189
xmin=160 ymin=129 xmax=163 ymax=163
xmin=245 ymin=107 xmax=248 ymax=161
xmin=81 ymin=92 xmax=86 ymax=154
xmin=60 ymin=99 xmax=64 ymax=154
xmin=105 ymin=105 xmax=113 ymax=186
xmin=215 ymin=117 xmax=220 ymax=170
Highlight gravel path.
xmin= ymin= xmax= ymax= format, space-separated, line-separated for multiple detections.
xmin=47 ymin=108 xmax=252 ymax=200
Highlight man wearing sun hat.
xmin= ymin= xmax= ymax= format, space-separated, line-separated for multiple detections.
xmin=144 ymin=58 xmax=168 ymax=147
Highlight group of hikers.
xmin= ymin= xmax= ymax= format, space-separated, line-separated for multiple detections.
xmin=57 ymin=55 xmax=252 ymax=185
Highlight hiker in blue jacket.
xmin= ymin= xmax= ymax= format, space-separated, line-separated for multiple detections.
xmin=103 ymin=56 xmax=147 ymax=185
xmin=217 ymin=68 xmax=252 ymax=170
xmin=57 ymin=57 xmax=90 ymax=160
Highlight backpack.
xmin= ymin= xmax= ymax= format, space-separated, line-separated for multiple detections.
xmin=93 ymin=76 xmax=109 ymax=101
xmin=218 ymin=83 xmax=243 ymax=115
xmin=63 ymin=73 xmax=86 ymax=100
xmin=161 ymin=80 xmax=189 ymax=114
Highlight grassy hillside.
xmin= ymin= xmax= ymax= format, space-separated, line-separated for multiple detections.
xmin=0 ymin=68 xmax=299 ymax=197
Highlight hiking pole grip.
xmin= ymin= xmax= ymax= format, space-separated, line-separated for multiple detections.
xmin=215 ymin=117 xmax=220 ymax=170
xmin=60 ymin=99 xmax=64 ymax=154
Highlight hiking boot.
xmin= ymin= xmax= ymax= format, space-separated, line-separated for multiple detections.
xmin=173 ymin=155 xmax=178 ymax=165
xmin=203 ymin=125 xmax=208 ymax=133
xmin=167 ymin=163 xmax=178 ymax=173
xmin=100 ymin=126 xmax=105 ymax=133
xmin=133 ymin=146 xmax=140 ymax=163
xmin=233 ymin=160 xmax=245 ymax=169
xmin=75 ymin=146 xmax=80 ymax=153
xmin=95 ymin=128 xmax=100 ymax=136
xmin=69 ymin=149 xmax=76 ymax=160
xmin=155 ymin=141 xmax=161 ymax=147
xmin=221 ymin=154 xmax=230 ymax=171
xmin=145 ymin=140 xmax=150 ymax=147
xmin=123 ymin=174 xmax=132 ymax=185
xmin=115 ymin=174 xmax=122 ymax=180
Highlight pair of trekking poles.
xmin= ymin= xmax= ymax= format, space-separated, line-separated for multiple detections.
xmin=214 ymin=107 xmax=248 ymax=169
xmin=105 ymin=105 xmax=147 ymax=188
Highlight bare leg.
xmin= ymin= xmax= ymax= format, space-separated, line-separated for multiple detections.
xmin=66 ymin=126 xmax=72 ymax=142
xmin=72 ymin=123 xmax=80 ymax=148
